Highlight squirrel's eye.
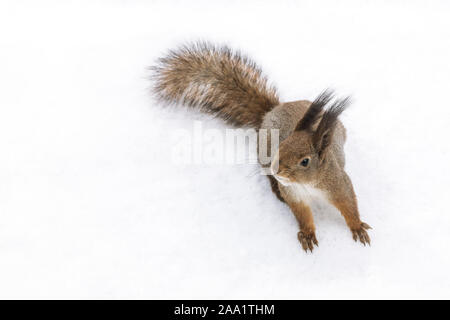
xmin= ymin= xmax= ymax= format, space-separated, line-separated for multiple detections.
xmin=300 ymin=158 xmax=309 ymax=167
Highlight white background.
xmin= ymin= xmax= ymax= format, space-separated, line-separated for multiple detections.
xmin=1 ymin=0 xmax=450 ymax=299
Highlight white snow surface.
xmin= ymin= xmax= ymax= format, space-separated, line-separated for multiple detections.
xmin=1 ymin=0 xmax=450 ymax=299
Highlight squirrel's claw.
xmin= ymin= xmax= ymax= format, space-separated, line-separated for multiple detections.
xmin=298 ymin=231 xmax=319 ymax=253
xmin=351 ymin=222 xmax=371 ymax=246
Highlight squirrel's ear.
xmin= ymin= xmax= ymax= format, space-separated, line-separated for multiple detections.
xmin=313 ymin=97 xmax=350 ymax=161
xmin=295 ymin=89 xmax=334 ymax=131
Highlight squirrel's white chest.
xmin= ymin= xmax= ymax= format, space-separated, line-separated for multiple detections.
xmin=287 ymin=183 xmax=329 ymax=205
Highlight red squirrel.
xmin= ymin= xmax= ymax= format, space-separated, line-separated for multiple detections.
xmin=152 ymin=42 xmax=371 ymax=252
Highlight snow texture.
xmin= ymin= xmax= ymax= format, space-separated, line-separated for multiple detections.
xmin=1 ymin=0 xmax=450 ymax=299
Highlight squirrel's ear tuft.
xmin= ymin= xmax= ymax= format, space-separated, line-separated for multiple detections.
xmin=295 ymin=89 xmax=334 ymax=131
xmin=313 ymin=96 xmax=351 ymax=160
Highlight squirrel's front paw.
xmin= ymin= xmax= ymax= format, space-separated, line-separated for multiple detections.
xmin=298 ymin=231 xmax=319 ymax=252
xmin=351 ymin=222 xmax=372 ymax=246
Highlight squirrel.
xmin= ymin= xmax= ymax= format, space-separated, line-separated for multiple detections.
xmin=152 ymin=42 xmax=371 ymax=252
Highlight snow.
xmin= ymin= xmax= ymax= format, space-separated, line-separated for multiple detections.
xmin=1 ymin=0 xmax=450 ymax=299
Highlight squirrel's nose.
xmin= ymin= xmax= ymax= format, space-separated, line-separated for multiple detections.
xmin=273 ymin=174 xmax=291 ymax=186
xmin=270 ymin=152 xmax=280 ymax=175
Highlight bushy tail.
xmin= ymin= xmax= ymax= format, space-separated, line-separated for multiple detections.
xmin=151 ymin=42 xmax=279 ymax=127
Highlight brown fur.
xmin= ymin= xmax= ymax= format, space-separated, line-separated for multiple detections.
xmin=152 ymin=43 xmax=371 ymax=253
xmin=151 ymin=42 xmax=279 ymax=127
